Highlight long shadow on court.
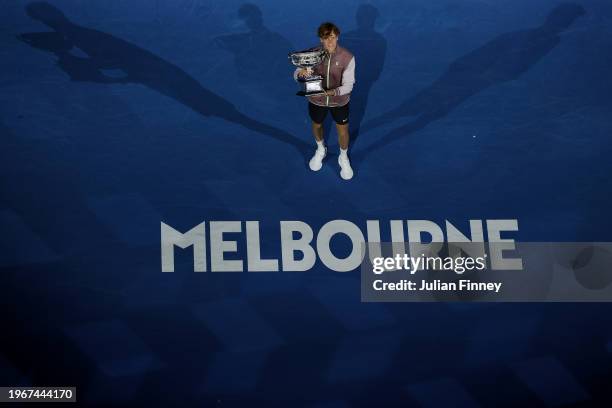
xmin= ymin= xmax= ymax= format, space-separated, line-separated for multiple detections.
xmin=356 ymin=3 xmax=585 ymax=162
xmin=213 ymin=3 xmax=293 ymax=86
xmin=342 ymin=4 xmax=387 ymax=148
xmin=18 ymin=2 xmax=309 ymax=155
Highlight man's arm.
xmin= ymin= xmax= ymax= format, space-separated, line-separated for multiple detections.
xmin=334 ymin=57 xmax=355 ymax=96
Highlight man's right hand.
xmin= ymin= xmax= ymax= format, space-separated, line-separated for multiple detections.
xmin=297 ymin=67 xmax=313 ymax=78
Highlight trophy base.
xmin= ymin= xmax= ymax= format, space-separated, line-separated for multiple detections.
xmin=296 ymin=90 xmax=326 ymax=97
xmin=297 ymin=75 xmax=324 ymax=97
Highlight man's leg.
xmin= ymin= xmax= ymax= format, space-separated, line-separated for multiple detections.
xmin=312 ymin=121 xmax=324 ymax=142
xmin=332 ymin=105 xmax=354 ymax=180
xmin=335 ymin=123 xmax=349 ymax=150
xmin=308 ymin=103 xmax=328 ymax=171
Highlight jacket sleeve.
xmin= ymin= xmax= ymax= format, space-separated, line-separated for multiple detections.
xmin=335 ymin=57 xmax=355 ymax=96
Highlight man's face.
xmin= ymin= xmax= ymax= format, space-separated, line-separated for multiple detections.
xmin=320 ymin=33 xmax=338 ymax=53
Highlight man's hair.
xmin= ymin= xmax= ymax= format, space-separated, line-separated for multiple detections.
xmin=318 ymin=22 xmax=340 ymax=38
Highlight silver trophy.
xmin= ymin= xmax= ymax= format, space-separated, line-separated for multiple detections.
xmin=289 ymin=48 xmax=326 ymax=96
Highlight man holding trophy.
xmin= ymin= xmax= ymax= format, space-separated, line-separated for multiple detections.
xmin=290 ymin=22 xmax=356 ymax=180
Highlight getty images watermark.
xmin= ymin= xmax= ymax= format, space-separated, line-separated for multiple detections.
xmin=361 ymin=242 xmax=612 ymax=302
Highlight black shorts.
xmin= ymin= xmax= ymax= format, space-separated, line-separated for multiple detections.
xmin=308 ymin=102 xmax=350 ymax=125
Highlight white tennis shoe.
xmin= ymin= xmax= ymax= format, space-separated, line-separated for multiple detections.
xmin=309 ymin=145 xmax=327 ymax=171
xmin=338 ymin=154 xmax=354 ymax=180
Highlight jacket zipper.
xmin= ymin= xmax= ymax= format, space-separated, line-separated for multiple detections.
xmin=325 ymin=53 xmax=331 ymax=106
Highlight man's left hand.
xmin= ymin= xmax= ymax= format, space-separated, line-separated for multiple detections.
xmin=325 ymin=89 xmax=335 ymax=96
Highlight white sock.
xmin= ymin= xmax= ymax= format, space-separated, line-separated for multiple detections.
xmin=316 ymin=140 xmax=325 ymax=149
xmin=339 ymin=148 xmax=348 ymax=158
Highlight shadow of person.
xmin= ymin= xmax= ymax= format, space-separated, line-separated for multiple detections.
xmin=213 ymin=3 xmax=293 ymax=84
xmin=18 ymin=2 xmax=309 ymax=155
xmin=357 ymin=3 xmax=585 ymax=160
xmin=342 ymin=4 xmax=387 ymax=148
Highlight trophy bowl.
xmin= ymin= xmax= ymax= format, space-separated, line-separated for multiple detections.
xmin=288 ymin=48 xmax=326 ymax=96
